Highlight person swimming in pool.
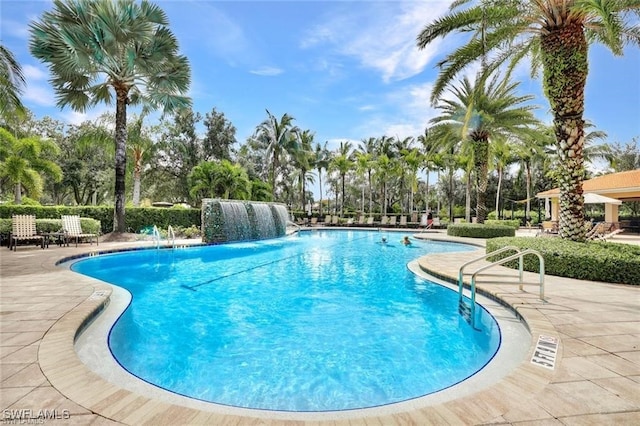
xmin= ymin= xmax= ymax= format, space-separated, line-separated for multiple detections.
xmin=402 ymin=236 xmax=411 ymax=245
xmin=381 ymin=236 xmax=388 ymax=244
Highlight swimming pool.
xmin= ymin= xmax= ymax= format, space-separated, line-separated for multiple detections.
xmin=71 ymin=230 xmax=500 ymax=412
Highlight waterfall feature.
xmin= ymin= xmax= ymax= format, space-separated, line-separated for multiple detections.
xmin=201 ymin=199 xmax=290 ymax=244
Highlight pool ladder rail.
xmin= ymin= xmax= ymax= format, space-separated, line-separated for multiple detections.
xmin=152 ymin=225 xmax=177 ymax=249
xmin=458 ymin=246 xmax=545 ymax=328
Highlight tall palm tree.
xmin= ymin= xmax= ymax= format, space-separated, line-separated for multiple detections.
xmin=253 ymin=110 xmax=298 ymax=199
xmin=0 ymin=45 xmax=26 ymax=120
xmin=357 ymin=137 xmax=378 ymax=214
xmin=292 ymin=129 xmax=315 ymax=210
xmin=430 ymin=72 xmax=539 ymax=223
xmin=491 ymin=136 xmax=514 ymax=218
xmin=0 ymin=127 xmax=62 ymax=203
xmin=313 ymin=142 xmax=330 ymax=217
xmin=127 ymin=113 xmax=153 ymax=207
xmin=355 ymin=151 xmax=373 ymax=213
xmin=417 ymin=0 xmax=640 ymax=239
xmin=30 ymin=0 xmax=191 ymax=232
xmin=330 ymin=141 xmax=354 ymax=216
xmin=400 ymin=147 xmax=423 ymax=214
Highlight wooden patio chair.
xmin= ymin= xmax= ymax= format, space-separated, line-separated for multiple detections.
xmin=61 ymin=215 xmax=98 ymax=247
xmin=10 ymin=215 xmax=44 ymax=251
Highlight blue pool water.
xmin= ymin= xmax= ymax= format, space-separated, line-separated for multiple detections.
xmin=71 ymin=230 xmax=500 ymax=412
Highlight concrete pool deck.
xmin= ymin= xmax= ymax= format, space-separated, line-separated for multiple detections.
xmin=1 ymin=230 xmax=638 ymax=425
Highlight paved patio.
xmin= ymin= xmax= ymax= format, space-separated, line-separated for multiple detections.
xmin=1 ymin=230 xmax=638 ymax=425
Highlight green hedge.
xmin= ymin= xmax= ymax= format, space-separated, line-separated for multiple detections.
xmin=0 ymin=217 xmax=101 ymax=235
xmin=0 ymin=205 xmax=201 ymax=234
xmin=486 ymin=237 xmax=640 ymax=285
xmin=447 ymin=223 xmax=516 ymax=238
xmin=485 ymin=219 xmax=521 ymax=229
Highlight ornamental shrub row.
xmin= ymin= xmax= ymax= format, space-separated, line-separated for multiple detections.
xmin=486 ymin=237 xmax=640 ymax=285
xmin=447 ymin=223 xmax=516 ymax=238
xmin=485 ymin=219 xmax=521 ymax=229
xmin=0 ymin=205 xmax=201 ymax=234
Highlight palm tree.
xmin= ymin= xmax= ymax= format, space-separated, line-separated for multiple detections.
xmin=330 ymin=141 xmax=354 ymax=216
xmin=357 ymin=137 xmax=378 ymax=214
xmin=188 ymin=160 xmax=250 ymax=203
xmin=292 ymin=129 xmax=315 ymax=210
xmin=400 ymin=147 xmax=423 ymax=215
xmin=314 ymin=142 xmax=330 ymax=218
xmin=30 ymin=0 xmax=191 ymax=232
xmin=417 ymin=0 xmax=639 ymax=239
xmin=0 ymin=127 xmax=62 ymax=203
xmin=355 ymin=151 xmax=372 ymax=214
xmin=0 ymin=45 xmax=26 ymax=120
xmin=430 ymin=72 xmax=538 ymax=223
xmin=491 ymin=136 xmax=514 ymax=218
xmin=128 ymin=114 xmax=153 ymax=207
xmin=253 ymin=110 xmax=298 ymax=199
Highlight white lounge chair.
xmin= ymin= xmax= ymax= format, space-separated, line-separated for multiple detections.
xmin=62 ymin=215 xmax=98 ymax=247
xmin=10 ymin=215 xmax=44 ymax=251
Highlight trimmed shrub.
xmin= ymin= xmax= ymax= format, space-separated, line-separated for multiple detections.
xmin=486 ymin=237 xmax=640 ymax=285
xmin=447 ymin=223 xmax=516 ymax=238
xmin=485 ymin=219 xmax=521 ymax=229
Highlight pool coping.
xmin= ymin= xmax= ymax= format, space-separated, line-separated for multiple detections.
xmin=3 ymin=229 xmax=639 ymax=424
xmin=40 ymin=234 xmax=556 ymax=425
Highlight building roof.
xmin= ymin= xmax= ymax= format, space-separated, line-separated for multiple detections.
xmin=537 ymin=169 xmax=640 ymax=201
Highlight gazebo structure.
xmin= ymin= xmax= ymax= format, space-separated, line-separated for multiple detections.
xmin=536 ymin=169 xmax=640 ymax=225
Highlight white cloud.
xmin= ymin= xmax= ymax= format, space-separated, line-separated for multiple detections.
xmin=301 ymin=1 xmax=452 ymax=82
xmin=23 ymin=84 xmax=55 ymax=107
xmin=249 ymin=66 xmax=284 ymax=76
xmin=60 ymin=107 xmax=111 ymax=127
xmin=23 ymin=64 xmax=47 ymax=81
xmin=354 ymin=82 xmax=438 ymax=139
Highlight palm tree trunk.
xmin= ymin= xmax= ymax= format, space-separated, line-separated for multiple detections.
xmin=318 ymin=168 xmax=323 ymax=218
xmin=425 ymin=170 xmax=430 ymax=213
xmin=14 ymin=183 xmax=21 ymax=204
xmin=465 ymin=171 xmax=471 ymax=222
xmin=113 ymin=88 xmax=128 ymax=233
xmin=473 ymin=138 xmax=489 ymax=224
xmin=368 ymin=170 xmax=372 ymax=214
xmin=541 ymin=22 xmax=588 ymax=241
xmin=495 ymin=167 xmax=503 ymax=218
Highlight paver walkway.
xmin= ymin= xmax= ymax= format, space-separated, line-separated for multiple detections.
xmin=1 ymin=231 xmax=638 ymax=425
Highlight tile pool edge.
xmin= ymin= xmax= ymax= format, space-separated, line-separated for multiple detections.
xmin=39 ymin=240 xmax=559 ymax=425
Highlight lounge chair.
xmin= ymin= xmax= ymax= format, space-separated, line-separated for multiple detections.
xmin=587 ymin=222 xmax=623 ymax=241
xmin=61 ymin=215 xmax=98 ymax=247
xmin=538 ymin=221 xmax=559 ymax=235
xmin=346 ymin=218 xmax=354 ymax=226
xmin=331 ymin=215 xmax=340 ymax=226
xmin=366 ymin=216 xmax=375 ymax=226
xmin=357 ymin=215 xmax=366 ymax=226
xmin=380 ymin=216 xmax=389 ymax=227
xmin=310 ymin=217 xmax=318 ymax=226
xmin=323 ymin=215 xmax=332 ymax=225
xmin=10 ymin=215 xmax=44 ymax=251
xmin=399 ymin=216 xmax=407 ymax=227
xmin=388 ymin=216 xmax=397 ymax=227
xmin=409 ymin=213 xmax=419 ymax=228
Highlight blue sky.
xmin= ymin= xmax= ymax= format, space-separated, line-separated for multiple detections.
xmin=2 ymin=0 xmax=640 ymax=154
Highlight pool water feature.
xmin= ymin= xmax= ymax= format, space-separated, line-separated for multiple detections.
xmin=71 ymin=230 xmax=499 ymax=412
